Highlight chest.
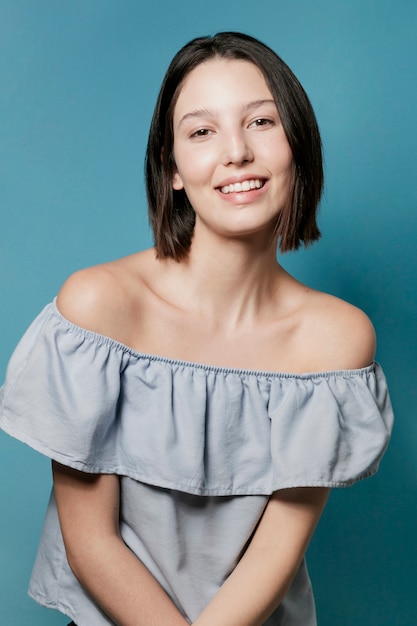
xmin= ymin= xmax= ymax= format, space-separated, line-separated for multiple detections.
xmin=127 ymin=304 xmax=310 ymax=372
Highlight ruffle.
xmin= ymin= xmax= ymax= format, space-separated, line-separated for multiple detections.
xmin=0 ymin=300 xmax=393 ymax=495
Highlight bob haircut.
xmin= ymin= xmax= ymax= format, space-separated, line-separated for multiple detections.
xmin=146 ymin=32 xmax=323 ymax=260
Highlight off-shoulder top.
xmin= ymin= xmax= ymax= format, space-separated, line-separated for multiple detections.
xmin=0 ymin=300 xmax=394 ymax=626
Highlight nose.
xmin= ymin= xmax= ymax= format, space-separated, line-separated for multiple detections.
xmin=222 ymin=129 xmax=254 ymax=166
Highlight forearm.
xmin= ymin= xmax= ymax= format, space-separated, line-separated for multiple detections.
xmin=194 ymin=487 xmax=329 ymax=626
xmin=193 ymin=544 xmax=297 ymax=626
xmin=68 ymin=532 xmax=189 ymax=626
xmin=52 ymin=462 xmax=189 ymax=626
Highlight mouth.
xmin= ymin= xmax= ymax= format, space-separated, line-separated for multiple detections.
xmin=219 ymin=178 xmax=266 ymax=194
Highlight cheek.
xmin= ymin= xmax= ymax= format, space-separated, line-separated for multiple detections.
xmin=173 ymin=146 xmax=215 ymax=190
xmin=264 ymin=137 xmax=293 ymax=170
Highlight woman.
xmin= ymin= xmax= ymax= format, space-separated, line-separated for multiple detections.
xmin=0 ymin=32 xmax=393 ymax=626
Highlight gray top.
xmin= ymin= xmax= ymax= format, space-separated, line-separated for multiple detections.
xmin=0 ymin=301 xmax=394 ymax=626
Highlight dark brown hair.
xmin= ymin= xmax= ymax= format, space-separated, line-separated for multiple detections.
xmin=145 ymin=32 xmax=323 ymax=260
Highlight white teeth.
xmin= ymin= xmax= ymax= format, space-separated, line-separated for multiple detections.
xmin=220 ymin=179 xmax=263 ymax=194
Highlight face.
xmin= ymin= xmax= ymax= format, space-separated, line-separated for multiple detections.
xmin=171 ymin=58 xmax=293 ymax=242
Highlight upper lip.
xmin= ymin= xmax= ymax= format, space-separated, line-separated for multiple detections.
xmin=215 ymin=174 xmax=267 ymax=189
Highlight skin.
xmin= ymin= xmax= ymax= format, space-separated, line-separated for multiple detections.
xmin=53 ymin=58 xmax=376 ymax=625
xmin=171 ymin=59 xmax=293 ymax=242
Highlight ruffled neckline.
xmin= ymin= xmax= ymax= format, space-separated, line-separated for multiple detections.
xmin=0 ymin=299 xmax=393 ymax=494
xmin=51 ymin=298 xmax=376 ymax=381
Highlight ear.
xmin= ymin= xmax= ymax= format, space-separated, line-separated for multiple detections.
xmin=172 ymin=170 xmax=184 ymax=191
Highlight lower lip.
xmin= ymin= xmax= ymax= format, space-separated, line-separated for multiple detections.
xmin=216 ymin=182 xmax=268 ymax=204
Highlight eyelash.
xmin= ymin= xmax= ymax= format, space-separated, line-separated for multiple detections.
xmin=189 ymin=117 xmax=275 ymax=139
xmin=190 ymin=128 xmax=212 ymax=138
xmin=249 ymin=118 xmax=274 ymax=128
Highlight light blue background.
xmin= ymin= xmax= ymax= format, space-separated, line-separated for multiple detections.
xmin=0 ymin=1 xmax=415 ymax=624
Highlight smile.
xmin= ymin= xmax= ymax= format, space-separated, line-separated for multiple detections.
xmin=220 ymin=179 xmax=265 ymax=194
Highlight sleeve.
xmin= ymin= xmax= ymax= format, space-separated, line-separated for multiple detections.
xmin=0 ymin=302 xmax=128 ymax=474
xmin=267 ymin=364 xmax=394 ymax=489
xmin=0 ymin=301 xmax=394 ymax=493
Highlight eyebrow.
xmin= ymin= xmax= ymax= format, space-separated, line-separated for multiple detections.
xmin=177 ymin=99 xmax=276 ymax=128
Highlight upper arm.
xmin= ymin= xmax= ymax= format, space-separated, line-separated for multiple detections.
xmin=52 ymin=461 xmax=120 ymax=569
xmin=249 ymin=487 xmax=330 ymax=560
xmin=53 ymin=269 xmax=124 ymax=554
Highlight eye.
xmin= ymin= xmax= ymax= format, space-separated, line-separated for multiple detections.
xmin=190 ymin=128 xmax=212 ymax=138
xmin=249 ymin=118 xmax=274 ymax=128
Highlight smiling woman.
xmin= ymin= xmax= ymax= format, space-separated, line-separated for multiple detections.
xmin=0 ymin=32 xmax=393 ymax=626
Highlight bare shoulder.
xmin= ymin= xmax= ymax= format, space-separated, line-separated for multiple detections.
xmin=299 ymin=290 xmax=376 ymax=371
xmin=56 ymin=250 xmax=154 ymax=338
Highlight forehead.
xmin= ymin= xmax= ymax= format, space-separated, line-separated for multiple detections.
xmin=173 ymin=58 xmax=274 ymax=121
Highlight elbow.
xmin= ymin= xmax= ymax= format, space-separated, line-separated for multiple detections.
xmin=63 ymin=540 xmax=91 ymax=583
xmin=62 ymin=534 xmax=116 ymax=586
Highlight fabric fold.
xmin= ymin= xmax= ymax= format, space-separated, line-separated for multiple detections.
xmin=0 ymin=300 xmax=393 ymax=495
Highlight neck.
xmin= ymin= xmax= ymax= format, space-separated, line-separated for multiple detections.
xmin=167 ymin=230 xmax=287 ymax=330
